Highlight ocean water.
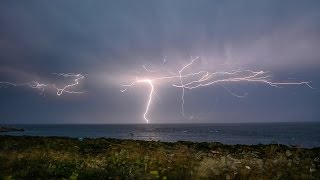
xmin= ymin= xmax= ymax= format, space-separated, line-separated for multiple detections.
xmin=1 ymin=123 xmax=320 ymax=148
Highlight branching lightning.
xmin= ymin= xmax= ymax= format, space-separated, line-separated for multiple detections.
xmin=0 ymin=73 xmax=85 ymax=96
xmin=121 ymin=57 xmax=313 ymax=123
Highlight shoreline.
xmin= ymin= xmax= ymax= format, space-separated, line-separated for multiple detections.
xmin=0 ymin=135 xmax=319 ymax=179
xmin=0 ymin=134 xmax=315 ymax=149
xmin=1 ymin=123 xmax=319 ymax=148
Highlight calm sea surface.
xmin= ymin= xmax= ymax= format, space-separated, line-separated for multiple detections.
xmin=1 ymin=123 xmax=320 ymax=148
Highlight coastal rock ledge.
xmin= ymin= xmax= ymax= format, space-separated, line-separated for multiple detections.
xmin=0 ymin=126 xmax=24 ymax=132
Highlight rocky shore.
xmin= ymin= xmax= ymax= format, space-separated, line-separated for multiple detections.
xmin=0 ymin=135 xmax=319 ymax=179
xmin=0 ymin=126 xmax=24 ymax=132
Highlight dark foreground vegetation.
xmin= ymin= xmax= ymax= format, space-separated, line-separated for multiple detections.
xmin=0 ymin=136 xmax=319 ymax=179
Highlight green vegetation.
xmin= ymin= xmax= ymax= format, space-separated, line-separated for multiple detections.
xmin=0 ymin=135 xmax=319 ymax=179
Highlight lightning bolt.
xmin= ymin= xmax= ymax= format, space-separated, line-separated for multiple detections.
xmin=0 ymin=73 xmax=85 ymax=96
xmin=121 ymin=78 xmax=154 ymax=123
xmin=121 ymin=57 xmax=313 ymax=123
xmin=178 ymin=56 xmax=200 ymax=117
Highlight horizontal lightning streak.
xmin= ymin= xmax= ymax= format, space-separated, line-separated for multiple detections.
xmin=0 ymin=73 xmax=85 ymax=96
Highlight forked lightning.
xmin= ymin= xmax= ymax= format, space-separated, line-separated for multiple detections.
xmin=121 ymin=57 xmax=312 ymax=123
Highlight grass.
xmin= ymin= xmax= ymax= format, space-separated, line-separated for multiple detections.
xmin=0 ymin=135 xmax=319 ymax=179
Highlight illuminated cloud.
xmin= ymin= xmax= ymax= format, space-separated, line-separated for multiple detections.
xmin=0 ymin=1 xmax=319 ymax=123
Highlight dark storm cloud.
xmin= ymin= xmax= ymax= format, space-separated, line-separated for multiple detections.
xmin=0 ymin=0 xmax=319 ymax=123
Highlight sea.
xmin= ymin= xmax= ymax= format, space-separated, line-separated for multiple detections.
xmin=1 ymin=122 xmax=320 ymax=148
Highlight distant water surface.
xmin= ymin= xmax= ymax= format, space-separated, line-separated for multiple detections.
xmin=2 ymin=122 xmax=320 ymax=148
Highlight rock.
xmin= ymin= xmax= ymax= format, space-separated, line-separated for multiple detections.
xmin=0 ymin=126 xmax=24 ymax=132
xmin=310 ymin=167 xmax=316 ymax=173
xmin=286 ymin=150 xmax=292 ymax=157
xmin=211 ymin=150 xmax=220 ymax=154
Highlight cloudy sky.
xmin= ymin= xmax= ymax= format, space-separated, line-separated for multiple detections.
xmin=0 ymin=0 xmax=319 ymax=124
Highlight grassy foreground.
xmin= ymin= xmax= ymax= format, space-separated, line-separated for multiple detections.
xmin=0 ymin=136 xmax=319 ymax=179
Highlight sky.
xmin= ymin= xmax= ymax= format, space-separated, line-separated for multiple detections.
xmin=0 ymin=0 xmax=319 ymax=124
